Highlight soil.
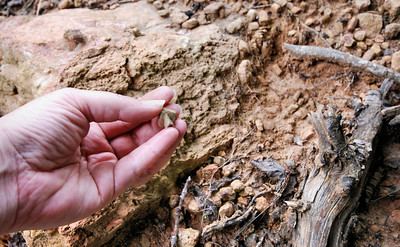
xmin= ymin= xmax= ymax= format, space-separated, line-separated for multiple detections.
xmin=1 ymin=0 xmax=400 ymax=246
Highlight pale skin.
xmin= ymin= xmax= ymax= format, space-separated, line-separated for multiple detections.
xmin=0 ymin=86 xmax=187 ymax=234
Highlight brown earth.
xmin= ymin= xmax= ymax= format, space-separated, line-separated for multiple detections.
xmin=1 ymin=0 xmax=400 ymax=246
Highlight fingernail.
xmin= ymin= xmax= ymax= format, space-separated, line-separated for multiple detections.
xmin=176 ymin=104 xmax=182 ymax=114
xmin=142 ymin=100 xmax=165 ymax=106
xmin=171 ymin=88 xmax=177 ymax=98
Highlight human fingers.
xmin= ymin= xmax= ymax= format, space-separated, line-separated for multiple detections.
xmin=109 ymin=104 xmax=182 ymax=158
xmin=113 ymin=127 xmax=180 ymax=194
xmin=99 ymin=86 xmax=176 ymax=139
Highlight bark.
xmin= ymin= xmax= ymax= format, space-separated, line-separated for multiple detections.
xmin=295 ymin=89 xmax=383 ymax=247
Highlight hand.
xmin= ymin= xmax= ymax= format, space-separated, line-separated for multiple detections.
xmin=0 ymin=86 xmax=187 ymax=234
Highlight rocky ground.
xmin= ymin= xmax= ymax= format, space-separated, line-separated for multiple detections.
xmin=1 ymin=0 xmax=400 ymax=246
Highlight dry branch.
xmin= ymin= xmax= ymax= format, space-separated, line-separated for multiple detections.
xmin=171 ymin=176 xmax=191 ymax=247
xmin=284 ymin=43 xmax=400 ymax=83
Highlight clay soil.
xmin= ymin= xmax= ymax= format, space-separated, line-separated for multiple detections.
xmin=2 ymin=0 xmax=400 ymax=247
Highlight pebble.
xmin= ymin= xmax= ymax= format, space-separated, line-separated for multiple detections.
xmin=171 ymin=11 xmax=189 ymax=25
xmin=240 ymin=186 xmax=255 ymax=196
xmin=255 ymin=119 xmax=264 ymax=131
xmin=342 ymin=34 xmax=355 ymax=47
xmin=231 ymin=1 xmax=242 ymax=13
xmin=391 ymin=209 xmax=400 ymax=224
xmin=332 ymin=22 xmax=344 ymax=36
xmin=300 ymin=1 xmax=308 ymax=11
xmin=358 ymin=13 xmax=383 ymax=38
xmin=58 ymin=0 xmax=71 ymax=9
xmin=370 ymin=224 xmax=381 ymax=233
xmin=157 ymin=9 xmax=169 ymax=17
xmin=230 ymin=180 xmax=245 ymax=192
xmin=219 ymin=202 xmax=235 ymax=218
xmin=203 ymin=2 xmax=223 ymax=15
xmin=385 ymin=23 xmax=400 ymax=39
xmin=217 ymin=186 xmax=236 ymax=201
xmin=238 ymin=40 xmax=250 ymax=55
xmin=248 ymin=22 xmax=260 ymax=31
xmin=354 ymin=0 xmax=370 ymax=10
xmin=237 ymin=60 xmax=252 ymax=83
xmin=275 ymin=0 xmax=287 ymax=7
xmin=153 ymin=0 xmax=163 ymax=9
xmin=187 ymin=199 xmax=200 ymax=213
xmin=375 ymin=35 xmax=385 ymax=43
xmin=272 ymin=64 xmax=283 ymax=76
xmin=237 ymin=196 xmax=249 ymax=206
xmin=288 ymin=30 xmax=297 ymax=37
xmin=391 ymin=51 xmax=400 ymax=72
xmin=271 ymin=3 xmax=282 ymax=14
xmin=213 ymin=156 xmax=225 ymax=165
xmin=178 ymin=228 xmax=200 ymax=247
xmin=222 ymin=163 xmax=236 ymax=177
xmin=381 ymin=42 xmax=390 ymax=50
xmin=362 ymin=49 xmax=375 ymax=61
xmin=226 ymin=18 xmax=244 ymax=34
xmin=255 ymin=196 xmax=269 ymax=212
xmin=247 ymin=9 xmax=257 ymax=22
xmin=347 ymin=17 xmax=359 ymax=32
xmin=370 ymin=43 xmax=382 ymax=55
xmin=258 ymin=10 xmax=269 ymax=26
xmin=169 ymin=195 xmax=180 ymax=208
xmin=304 ymin=18 xmax=314 ymax=26
xmin=182 ymin=18 xmax=199 ymax=29
xmin=291 ymin=6 xmax=302 ymax=14
xmin=354 ymin=30 xmax=366 ymax=41
xmin=388 ymin=0 xmax=400 ymax=19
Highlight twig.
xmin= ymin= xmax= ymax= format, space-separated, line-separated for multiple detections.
xmin=202 ymin=206 xmax=254 ymax=236
xmin=308 ymin=76 xmax=339 ymax=90
xmin=284 ymin=43 xmax=400 ymax=83
xmin=371 ymin=188 xmax=400 ymax=203
xmin=250 ymin=4 xmax=271 ymax=9
xmin=300 ymin=22 xmax=331 ymax=48
xmin=171 ymin=176 xmax=192 ymax=247
xmin=381 ymin=105 xmax=400 ymax=117
xmin=209 ymin=175 xmax=241 ymax=192
xmin=35 ymin=0 xmax=41 ymax=16
xmin=256 ymin=231 xmax=268 ymax=247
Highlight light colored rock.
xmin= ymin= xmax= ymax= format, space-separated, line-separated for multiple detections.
xmin=258 ymin=10 xmax=269 ymax=26
xmin=272 ymin=64 xmax=283 ymax=76
xmin=58 ymin=0 xmax=72 ymax=9
xmin=255 ymin=196 xmax=269 ymax=211
xmin=391 ymin=209 xmax=400 ymax=224
xmin=271 ymin=3 xmax=282 ymax=13
xmin=358 ymin=13 xmax=383 ymax=38
xmin=217 ymin=186 xmax=236 ymax=201
xmin=230 ymin=179 xmax=245 ymax=192
xmin=362 ymin=49 xmax=375 ymax=61
xmin=274 ymin=0 xmax=287 ymax=7
xmin=238 ymin=40 xmax=250 ymax=55
xmin=357 ymin=42 xmax=368 ymax=51
xmin=157 ymin=9 xmax=169 ymax=17
xmin=203 ymin=2 xmax=224 ymax=14
xmin=342 ymin=34 xmax=355 ymax=47
xmin=153 ymin=0 xmax=163 ymax=9
xmin=182 ymin=18 xmax=199 ymax=29
xmin=226 ymin=18 xmax=244 ymax=33
xmin=375 ymin=34 xmax=384 ymax=43
xmin=347 ymin=16 xmax=359 ymax=32
xmin=187 ymin=199 xmax=200 ymax=213
xmin=288 ymin=30 xmax=297 ymax=36
xmin=291 ymin=6 xmax=302 ymax=14
xmin=354 ymin=0 xmax=370 ymax=10
xmin=385 ymin=23 xmax=400 ymax=39
xmin=248 ymin=22 xmax=259 ymax=31
xmin=219 ymin=202 xmax=235 ymax=218
xmin=178 ymin=228 xmax=200 ymax=247
xmin=332 ymin=22 xmax=344 ymax=36
xmin=222 ymin=163 xmax=236 ymax=177
xmin=354 ymin=30 xmax=366 ymax=41
xmin=304 ymin=18 xmax=314 ymax=26
xmin=392 ymin=51 xmax=400 ymax=72
xmin=237 ymin=60 xmax=252 ymax=84
xmin=231 ymin=1 xmax=242 ymax=13
xmin=171 ymin=11 xmax=189 ymax=25
xmin=214 ymin=156 xmax=225 ymax=165
xmin=387 ymin=0 xmax=400 ymax=19
xmin=247 ymin=9 xmax=257 ymax=22
xmin=370 ymin=43 xmax=382 ymax=55
xmin=5 ymin=2 xmax=240 ymax=245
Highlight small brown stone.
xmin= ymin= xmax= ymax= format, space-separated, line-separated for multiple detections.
xmin=258 ymin=10 xmax=269 ymax=26
xmin=362 ymin=49 xmax=375 ymax=61
xmin=291 ymin=6 xmax=302 ymax=14
xmin=219 ymin=202 xmax=235 ymax=218
xmin=347 ymin=17 xmax=359 ymax=32
xmin=354 ymin=30 xmax=366 ymax=41
xmin=271 ymin=3 xmax=282 ymax=14
xmin=342 ymin=34 xmax=355 ymax=47
xmin=391 ymin=209 xmax=400 ymax=224
xmin=272 ymin=64 xmax=283 ymax=76
xmin=370 ymin=224 xmax=381 ymax=233
xmin=158 ymin=108 xmax=177 ymax=128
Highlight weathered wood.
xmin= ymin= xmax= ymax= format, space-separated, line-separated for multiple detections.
xmin=295 ymin=89 xmax=383 ymax=247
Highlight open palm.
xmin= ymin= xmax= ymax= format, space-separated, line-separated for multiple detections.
xmin=0 ymin=87 xmax=186 ymax=234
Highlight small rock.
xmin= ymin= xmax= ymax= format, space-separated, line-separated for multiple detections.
xmin=226 ymin=18 xmax=244 ymax=34
xmin=247 ymin=9 xmax=257 ymax=22
xmin=217 ymin=186 xmax=236 ymax=201
xmin=332 ymin=22 xmax=344 ymax=36
xmin=239 ymin=186 xmax=255 ymax=196
xmin=255 ymin=196 xmax=269 ymax=212
xmin=169 ymin=195 xmax=180 ymax=208
xmin=109 ymin=4 xmax=119 ymax=10
xmin=271 ymin=3 xmax=282 ymax=13
xmin=230 ymin=180 xmax=245 ymax=192
xmin=187 ymin=199 xmax=200 ymax=213
xmin=362 ymin=49 xmax=375 ymax=61
xmin=58 ymin=0 xmax=72 ymax=9
xmin=222 ymin=163 xmax=236 ymax=177
xmin=288 ymin=30 xmax=297 ymax=36
xmin=354 ymin=0 xmax=370 ymax=10
xmin=304 ymin=18 xmax=314 ymax=26
xmin=219 ymin=202 xmax=235 ymax=218
xmin=291 ymin=6 xmax=302 ymax=14
xmin=274 ymin=0 xmax=287 ymax=7
xmin=388 ymin=0 xmax=400 ymax=19
xmin=199 ymin=164 xmax=219 ymax=181
xmin=255 ymin=119 xmax=264 ymax=131
xmin=248 ymin=22 xmax=259 ymax=31
xmin=153 ymin=0 xmax=163 ymax=9
xmin=171 ymin=11 xmax=189 ymax=25
xmin=237 ymin=196 xmax=249 ymax=206
xmin=392 ymin=51 xmax=400 ymax=72
xmin=182 ymin=18 xmax=199 ymax=29
xmin=300 ymin=1 xmax=308 ymax=11
xmin=231 ymin=1 xmax=242 ymax=13
xmin=203 ymin=2 xmax=223 ymax=15
xmin=287 ymin=104 xmax=299 ymax=114
xmin=211 ymin=194 xmax=222 ymax=207
xmin=320 ymin=12 xmax=331 ymax=23
xmin=370 ymin=224 xmax=381 ymax=233
xmin=178 ymin=228 xmax=200 ymax=247
xmin=357 ymin=42 xmax=368 ymax=51
xmin=354 ymin=30 xmax=366 ymax=41
xmin=391 ymin=209 xmax=400 ymax=224
xmin=237 ymin=60 xmax=252 ymax=83
xmin=381 ymin=42 xmax=390 ymax=50
xmin=213 ymin=156 xmax=225 ymax=165
xmin=347 ymin=17 xmax=359 ymax=32
xmin=238 ymin=40 xmax=250 ymax=55
xmin=157 ymin=9 xmax=169 ymax=17
xmin=370 ymin=43 xmax=382 ymax=55
xmin=374 ymin=35 xmax=384 ymax=43
xmin=258 ymin=10 xmax=269 ymax=26
xmin=342 ymin=34 xmax=355 ymax=47
xmin=385 ymin=23 xmax=400 ymax=39
xmin=358 ymin=13 xmax=383 ymax=38
xmin=272 ymin=64 xmax=283 ymax=76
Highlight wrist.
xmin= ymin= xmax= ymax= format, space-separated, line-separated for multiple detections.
xmin=0 ymin=118 xmax=19 ymax=234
